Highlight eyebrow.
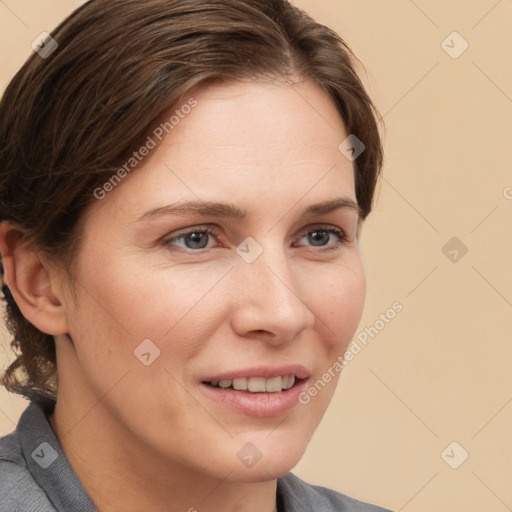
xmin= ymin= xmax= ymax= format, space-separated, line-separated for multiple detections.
xmin=138 ymin=196 xmax=361 ymax=222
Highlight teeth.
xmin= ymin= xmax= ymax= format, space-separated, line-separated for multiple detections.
xmin=248 ymin=377 xmax=266 ymax=392
xmin=232 ymin=378 xmax=248 ymax=391
xmin=284 ymin=376 xmax=296 ymax=389
xmin=265 ymin=376 xmax=282 ymax=392
xmin=207 ymin=375 xmax=296 ymax=392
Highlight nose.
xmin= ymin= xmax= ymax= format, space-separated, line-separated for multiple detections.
xmin=229 ymin=245 xmax=316 ymax=345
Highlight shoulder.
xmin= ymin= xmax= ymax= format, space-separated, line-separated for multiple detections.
xmin=0 ymin=428 xmax=56 ymax=511
xmin=277 ymin=472 xmax=393 ymax=512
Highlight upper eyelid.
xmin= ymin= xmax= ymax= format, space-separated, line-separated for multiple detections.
xmin=168 ymin=222 xmax=345 ymax=236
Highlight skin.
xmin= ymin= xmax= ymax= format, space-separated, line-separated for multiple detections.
xmin=0 ymin=79 xmax=366 ymax=512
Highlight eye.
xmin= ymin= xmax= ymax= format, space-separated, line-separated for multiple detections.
xmin=163 ymin=224 xmax=349 ymax=253
xmin=294 ymin=225 xmax=348 ymax=250
xmin=164 ymin=226 xmax=220 ymax=251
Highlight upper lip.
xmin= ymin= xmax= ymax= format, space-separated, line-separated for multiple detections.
xmin=201 ymin=364 xmax=310 ymax=382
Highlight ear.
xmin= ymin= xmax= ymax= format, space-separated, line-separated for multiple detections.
xmin=0 ymin=221 xmax=69 ymax=336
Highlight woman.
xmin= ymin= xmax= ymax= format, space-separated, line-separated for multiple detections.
xmin=0 ymin=0 xmax=390 ymax=510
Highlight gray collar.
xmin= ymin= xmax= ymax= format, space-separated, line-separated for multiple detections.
xmin=17 ymin=400 xmax=97 ymax=511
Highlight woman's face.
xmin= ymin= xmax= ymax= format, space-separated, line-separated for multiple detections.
xmin=59 ymin=79 xmax=366 ymax=481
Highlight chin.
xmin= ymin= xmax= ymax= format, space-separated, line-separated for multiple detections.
xmin=225 ymin=457 xmax=300 ymax=483
xmin=221 ymin=440 xmax=306 ymax=483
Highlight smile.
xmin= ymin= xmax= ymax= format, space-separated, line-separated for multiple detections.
xmin=199 ymin=365 xmax=310 ymax=417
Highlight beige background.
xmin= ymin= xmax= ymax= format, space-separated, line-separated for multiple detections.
xmin=1 ymin=1 xmax=511 ymax=511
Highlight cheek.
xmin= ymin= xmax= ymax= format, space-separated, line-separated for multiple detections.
xmin=67 ymin=253 xmax=231 ymax=371
xmin=309 ymin=258 xmax=366 ymax=351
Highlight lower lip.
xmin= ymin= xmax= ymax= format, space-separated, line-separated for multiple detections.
xmin=199 ymin=379 xmax=308 ymax=418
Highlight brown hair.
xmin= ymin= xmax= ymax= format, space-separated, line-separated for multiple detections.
xmin=0 ymin=0 xmax=383 ymax=402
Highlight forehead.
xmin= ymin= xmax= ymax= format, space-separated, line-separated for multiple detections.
xmin=93 ymin=79 xmax=356 ymax=220
xmin=176 ymin=79 xmax=348 ymax=158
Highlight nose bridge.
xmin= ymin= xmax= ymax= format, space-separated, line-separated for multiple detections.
xmin=230 ymin=240 xmax=315 ymax=340
xmin=244 ymin=240 xmax=295 ymax=298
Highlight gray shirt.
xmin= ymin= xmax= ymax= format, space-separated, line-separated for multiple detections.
xmin=0 ymin=401 xmax=392 ymax=511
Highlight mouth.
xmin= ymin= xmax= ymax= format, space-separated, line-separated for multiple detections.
xmin=198 ymin=365 xmax=310 ymax=417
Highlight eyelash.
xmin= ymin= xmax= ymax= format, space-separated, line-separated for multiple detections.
xmin=163 ymin=224 xmax=350 ymax=253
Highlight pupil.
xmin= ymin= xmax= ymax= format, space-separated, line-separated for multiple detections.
xmin=186 ymin=232 xmax=208 ymax=249
xmin=309 ymin=230 xmax=328 ymax=246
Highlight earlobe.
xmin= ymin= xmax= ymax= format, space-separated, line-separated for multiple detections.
xmin=0 ymin=221 xmax=69 ymax=336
